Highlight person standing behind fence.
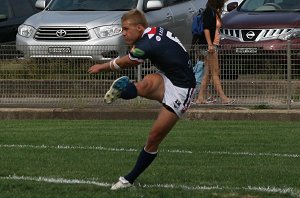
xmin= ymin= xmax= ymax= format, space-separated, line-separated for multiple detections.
xmin=195 ymin=0 xmax=233 ymax=104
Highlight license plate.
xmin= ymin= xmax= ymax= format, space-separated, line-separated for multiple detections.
xmin=48 ymin=47 xmax=71 ymax=54
xmin=235 ymin=47 xmax=257 ymax=53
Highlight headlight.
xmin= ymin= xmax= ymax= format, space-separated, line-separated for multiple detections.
xmin=278 ymin=28 xmax=300 ymax=40
xmin=94 ymin=25 xmax=122 ymax=38
xmin=18 ymin=25 xmax=35 ymax=38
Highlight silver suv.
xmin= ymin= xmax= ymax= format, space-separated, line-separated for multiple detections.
xmin=16 ymin=0 xmax=204 ymax=60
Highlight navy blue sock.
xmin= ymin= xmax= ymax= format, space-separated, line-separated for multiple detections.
xmin=124 ymin=148 xmax=157 ymax=184
xmin=120 ymin=82 xmax=137 ymax=100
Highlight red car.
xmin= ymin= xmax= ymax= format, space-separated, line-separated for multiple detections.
xmin=220 ymin=0 xmax=300 ymax=79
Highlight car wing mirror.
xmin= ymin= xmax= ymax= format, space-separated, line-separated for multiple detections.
xmin=227 ymin=2 xmax=239 ymax=12
xmin=35 ymin=0 xmax=46 ymax=10
xmin=144 ymin=0 xmax=163 ymax=11
xmin=0 ymin=14 xmax=8 ymax=22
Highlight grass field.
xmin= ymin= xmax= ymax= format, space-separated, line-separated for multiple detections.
xmin=0 ymin=120 xmax=299 ymax=198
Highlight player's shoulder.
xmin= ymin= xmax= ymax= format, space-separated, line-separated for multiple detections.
xmin=142 ymin=27 xmax=159 ymax=39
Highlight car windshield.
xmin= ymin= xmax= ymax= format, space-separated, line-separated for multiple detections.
xmin=48 ymin=0 xmax=138 ymax=11
xmin=240 ymin=0 xmax=300 ymax=12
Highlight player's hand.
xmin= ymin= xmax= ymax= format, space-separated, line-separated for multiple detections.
xmin=88 ymin=64 xmax=101 ymax=74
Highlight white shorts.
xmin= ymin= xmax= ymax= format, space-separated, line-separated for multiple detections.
xmin=158 ymin=73 xmax=194 ymax=118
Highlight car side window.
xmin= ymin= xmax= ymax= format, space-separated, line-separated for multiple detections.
xmin=0 ymin=0 xmax=12 ymax=18
xmin=277 ymin=0 xmax=299 ymax=10
xmin=165 ymin=0 xmax=189 ymax=6
xmin=11 ymin=0 xmax=35 ymax=18
xmin=241 ymin=0 xmax=262 ymax=11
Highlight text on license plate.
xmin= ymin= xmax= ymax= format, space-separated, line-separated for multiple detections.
xmin=235 ymin=48 xmax=257 ymax=53
xmin=48 ymin=47 xmax=71 ymax=54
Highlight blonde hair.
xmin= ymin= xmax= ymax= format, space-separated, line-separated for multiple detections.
xmin=121 ymin=9 xmax=148 ymax=27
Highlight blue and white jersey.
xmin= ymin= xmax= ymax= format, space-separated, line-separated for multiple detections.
xmin=129 ymin=26 xmax=196 ymax=88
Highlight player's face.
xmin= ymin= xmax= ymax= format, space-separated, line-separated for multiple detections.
xmin=122 ymin=19 xmax=144 ymax=45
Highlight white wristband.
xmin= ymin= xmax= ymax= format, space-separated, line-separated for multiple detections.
xmin=109 ymin=61 xmax=114 ymax=71
xmin=112 ymin=58 xmax=121 ymax=70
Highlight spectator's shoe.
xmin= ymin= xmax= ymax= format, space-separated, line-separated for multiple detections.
xmin=104 ymin=76 xmax=130 ymax=104
xmin=222 ymin=99 xmax=236 ymax=105
xmin=206 ymin=96 xmax=217 ymax=104
xmin=111 ymin=177 xmax=132 ymax=190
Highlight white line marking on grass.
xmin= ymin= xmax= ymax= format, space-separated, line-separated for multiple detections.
xmin=0 ymin=144 xmax=137 ymax=152
xmin=0 ymin=144 xmax=192 ymax=154
xmin=1 ymin=175 xmax=300 ymax=197
xmin=203 ymin=151 xmax=300 ymax=158
xmin=1 ymin=144 xmax=300 ymax=157
xmin=0 ymin=175 xmax=110 ymax=187
xmin=143 ymin=184 xmax=300 ymax=197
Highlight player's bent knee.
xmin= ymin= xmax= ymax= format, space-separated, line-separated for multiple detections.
xmin=135 ymin=80 xmax=150 ymax=91
xmin=136 ymin=79 xmax=157 ymax=97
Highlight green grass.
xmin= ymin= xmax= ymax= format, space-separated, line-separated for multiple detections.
xmin=0 ymin=120 xmax=299 ymax=198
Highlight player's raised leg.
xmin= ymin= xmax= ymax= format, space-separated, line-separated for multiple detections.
xmin=105 ymin=73 xmax=164 ymax=104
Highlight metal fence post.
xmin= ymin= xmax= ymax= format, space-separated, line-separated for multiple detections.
xmin=137 ymin=64 xmax=142 ymax=82
xmin=287 ymin=40 xmax=292 ymax=110
xmin=137 ymin=64 xmax=142 ymax=103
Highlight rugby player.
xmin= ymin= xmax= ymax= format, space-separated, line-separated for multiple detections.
xmin=88 ymin=9 xmax=196 ymax=190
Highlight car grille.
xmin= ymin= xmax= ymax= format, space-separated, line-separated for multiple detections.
xmin=34 ymin=27 xmax=90 ymax=41
xmin=220 ymin=28 xmax=293 ymax=42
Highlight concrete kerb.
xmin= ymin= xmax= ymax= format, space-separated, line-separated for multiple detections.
xmin=0 ymin=107 xmax=159 ymax=120
xmin=186 ymin=108 xmax=300 ymax=121
xmin=0 ymin=107 xmax=300 ymax=121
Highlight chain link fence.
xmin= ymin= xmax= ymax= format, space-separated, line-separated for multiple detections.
xmin=0 ymin=43 xmax=299 ymax=109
